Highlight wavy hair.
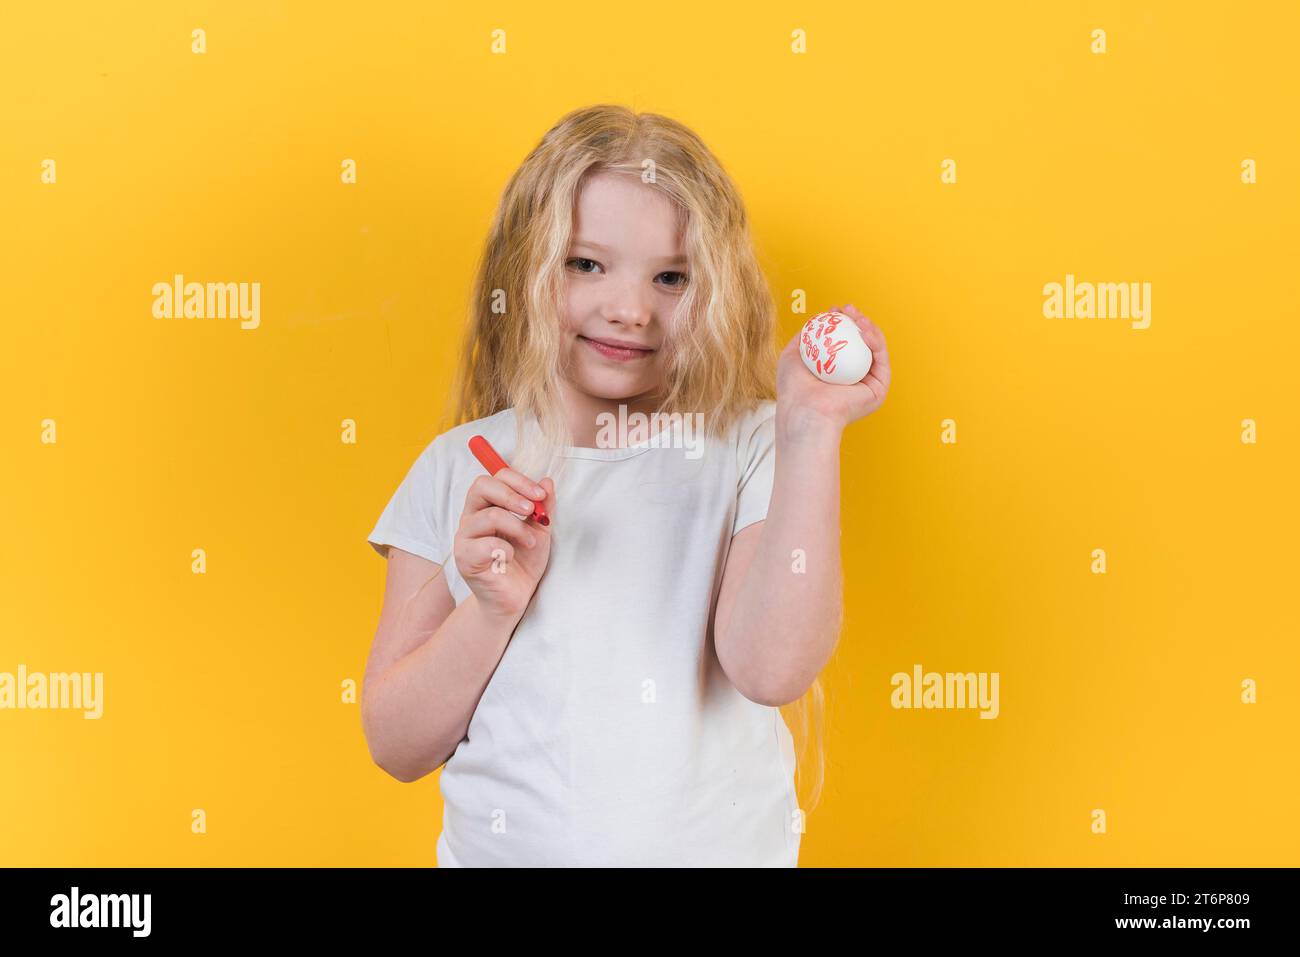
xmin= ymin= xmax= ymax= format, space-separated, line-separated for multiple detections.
xmin=419 ymin=103 xmax=828 ymax=818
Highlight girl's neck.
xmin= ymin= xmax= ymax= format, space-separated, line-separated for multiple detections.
xmin=558 ymin=379 xmax=667 ymax=449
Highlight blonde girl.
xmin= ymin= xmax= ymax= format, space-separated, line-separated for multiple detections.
xmin=362 ymin=104 xmax=891 ymax=866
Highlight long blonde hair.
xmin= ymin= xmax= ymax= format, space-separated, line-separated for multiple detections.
xmin=429 ymin=103 xmax=828 ymax=817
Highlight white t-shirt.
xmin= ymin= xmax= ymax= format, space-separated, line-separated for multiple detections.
xmin=367 ymin=400 xmax=800 ymax=867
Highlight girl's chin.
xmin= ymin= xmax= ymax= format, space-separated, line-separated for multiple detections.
xmin=581 ymin=386 xmax=654 ymax=403
xmin=570 ymin=372 xmax=657 ymax=402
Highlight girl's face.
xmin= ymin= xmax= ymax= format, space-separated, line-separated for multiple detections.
xmin=560 ymin=170 xmax=689 ymax=407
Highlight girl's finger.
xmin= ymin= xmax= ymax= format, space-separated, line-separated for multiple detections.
xmin=536 ymin=477 xmax=558 ymax=524
xmin=465 ymin=475 xmax=546 ymax=520
xmin=496 ymin=467 xmax=548 ymax=500
xmin=856 ymin=317 xmax=884 ymax=351
xmin=463 ymin=536 xmax=514 ymax=573
xmin=464 ymin=507 xmax=539 ymax=550
xmin=842 ymin=308 xmax=884 ymax=350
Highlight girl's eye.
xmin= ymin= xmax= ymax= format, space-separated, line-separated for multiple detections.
xmin=565 ymin=258 xmax=687 ymax=289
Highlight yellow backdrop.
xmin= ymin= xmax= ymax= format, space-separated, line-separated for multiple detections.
xmin=2 ymin=1 xmax=1296 ymax=866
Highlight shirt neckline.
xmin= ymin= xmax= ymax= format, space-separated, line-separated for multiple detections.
xmin=513 ymin=408 xmax=682 ymax=461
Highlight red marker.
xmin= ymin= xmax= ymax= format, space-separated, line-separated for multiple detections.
xmin=468 ymin=434 xmax=550 ymax=526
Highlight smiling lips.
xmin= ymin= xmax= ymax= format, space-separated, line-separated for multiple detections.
xmin=580 ymin=335 xmax=655 ymax=361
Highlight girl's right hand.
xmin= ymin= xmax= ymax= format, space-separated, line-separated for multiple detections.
xmin=454 ymin=470 xmax=556 ymax=621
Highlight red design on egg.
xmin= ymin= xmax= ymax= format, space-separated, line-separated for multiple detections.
xmin=821 ymin=336 xmax=846 ymax=373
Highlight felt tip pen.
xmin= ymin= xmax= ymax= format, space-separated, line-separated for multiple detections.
xmin=467 ymin=434 xmax=550 ymax=526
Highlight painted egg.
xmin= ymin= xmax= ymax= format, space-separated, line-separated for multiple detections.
xmin=799 ymin=310 xmax=872 ymax=384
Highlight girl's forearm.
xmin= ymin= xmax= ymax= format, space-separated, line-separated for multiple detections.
xmin=717 ymin=414 xmax=844 ymax=706
xmin=362 ymin=593 xmax=522 ymax=782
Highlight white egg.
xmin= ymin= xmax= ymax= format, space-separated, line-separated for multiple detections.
xmin=799 ymin=310 xmax=873 ymax=384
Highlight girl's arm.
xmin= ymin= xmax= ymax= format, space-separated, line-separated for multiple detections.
xmin=361 ymin=548 xmax=523 ymax=782
xmin=714 ymin=413 xmax=844 ymax=706
xmin=715 ymin=303 xmax=890 ymax=706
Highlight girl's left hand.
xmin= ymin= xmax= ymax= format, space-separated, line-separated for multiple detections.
xmin=776 ymin=303 xmax=891 ymax=434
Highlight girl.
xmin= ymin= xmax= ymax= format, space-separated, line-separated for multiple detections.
xmin=362 ymin=104 xmax=891 ymax=867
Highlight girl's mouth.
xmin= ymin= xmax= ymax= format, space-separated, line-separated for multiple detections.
xmin=579 ymin=336 xmax=655 ymax=362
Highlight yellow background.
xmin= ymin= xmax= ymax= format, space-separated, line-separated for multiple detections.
xmin=2 ymin=1 xmax=1296 ymax=866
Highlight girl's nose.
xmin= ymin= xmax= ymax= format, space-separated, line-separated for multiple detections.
xmin=601 ymin=297 xmax=651 ymax=327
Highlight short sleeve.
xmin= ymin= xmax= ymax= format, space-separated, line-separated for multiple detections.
xmin=367 ymin=438 xmax=452 ymax=565
xmin=732 ymin=400 xmax=778 ymax=536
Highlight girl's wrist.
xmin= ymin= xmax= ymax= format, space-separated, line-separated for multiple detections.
xmin=775 ymin=403 xmax=844 ymax=449
xmin=469 ymin=591 xmax=528 ymax=632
